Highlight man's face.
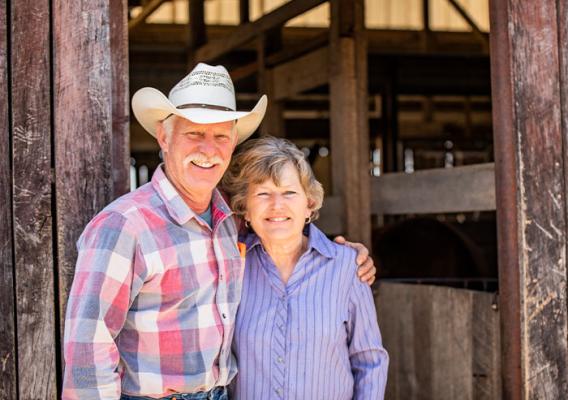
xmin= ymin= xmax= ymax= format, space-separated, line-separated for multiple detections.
xmin=157 ymin=116 xmax=237 ymax=202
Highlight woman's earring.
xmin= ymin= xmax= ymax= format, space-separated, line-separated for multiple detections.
xmin=244 ymin=219 xmax=251 ymax=228
xmin=305 ymin=215 xmax=312 ymax=225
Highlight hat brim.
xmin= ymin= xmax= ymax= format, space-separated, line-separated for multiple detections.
xmin=132 ymin=87 xmax=267 ymax=144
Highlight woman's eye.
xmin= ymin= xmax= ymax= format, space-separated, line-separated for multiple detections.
xmin=257 ymin=192 xmax=268 ymax=196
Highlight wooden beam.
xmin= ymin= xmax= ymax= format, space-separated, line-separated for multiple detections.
xmin=329 ymin=0 xmax=371 ymax=247
xmin=0 ymin=2 xmax=17 ymax=398
xmin=239 ymin=0 xmax=250 ymax=24
xmin=195 ymin=0 xmax=326 ymax=62
xmin=372 ymin=163 xmax=496 ymax=215
xmin=446 ymin=0 xmax=488 ymax=50
xmin=128 ymin=0 xmax=167 ymax=31
xmin=11 ymin=0 xmax=58 ymax=397
xmin=53 ymin=0 xmax=116 ymax=373
xmin=111 ymin=0 xmax=131 ymax=198
xmin=272 ymin=47 xmax=329 ymax=101
xmin=189 ymin=0 xmax=206 ymax=55
xmin=489 ymin=0 xmax=568 ymax=398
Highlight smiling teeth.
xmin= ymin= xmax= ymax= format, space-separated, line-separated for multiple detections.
xmin=192 ymin=161 xmax=214 ymax=168
xmin=268 ymin=217 xmax=288 ymax=222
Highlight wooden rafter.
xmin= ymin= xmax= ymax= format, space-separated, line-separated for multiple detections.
xmin=446 ymin=0 xmax=489 ymax=50
xmin=195 ymin=0 xmax=326 ymax=62
xmin=128 ymin=0 xmax=168 ymax=31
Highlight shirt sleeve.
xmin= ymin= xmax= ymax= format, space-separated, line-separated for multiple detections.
xmin=347 ymin=274 xmax=389 ymax=400
xmin=62 ymin=212 xmax=139 ymax=400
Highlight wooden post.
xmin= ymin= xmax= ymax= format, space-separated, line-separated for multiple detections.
xmin=11 ymin=0 xmax=58 ymax=398
xmin=111 ymin=0 xmax=130 ymax=198
xmin=53 ymin=0 xmax=118 ymax=366
xmin=329 ymin=0 xmax=371 ymax=247
xmin=258 ymin=29 xmax=285 ymax=137
xmin=490 ymin=0 xmax=568 ymax=398
xmin=188 ymin=0 xmax=206 ymax=68
xmin=240 ymin=0 xmax=250 ymax=24
xmin=0 ymin=3 xmax=17 ymax=399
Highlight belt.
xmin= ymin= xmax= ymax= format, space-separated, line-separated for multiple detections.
xmin=121 ymin=386 xmax=227 ymax=400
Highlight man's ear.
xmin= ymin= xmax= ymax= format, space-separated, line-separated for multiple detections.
xmin=156 ymin=121 xmax=169 ymax=153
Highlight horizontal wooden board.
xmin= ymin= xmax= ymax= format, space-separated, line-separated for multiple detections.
xmin=372 ymin=163 xmax=495 ymax=215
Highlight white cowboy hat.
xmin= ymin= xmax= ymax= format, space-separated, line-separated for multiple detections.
xmin=132 ymin=63 xmax=267 ymax=144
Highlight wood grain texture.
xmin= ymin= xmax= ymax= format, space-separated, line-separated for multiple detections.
xmin=372 ymin=163 xmax=496 ymax=215
xmin=329 ymin=0 xmax=371 ymax=247
xmin=272 ymin=47 xmax=329 ymax=101
xmin=10 ymin=0 xmax=58 ymax=397
xmin=507 ymin=1 xmax=568 ymax=397
xmin=0 ymin=2 xmax=17 ymax=399
xmin=195 ymin=0 xmax=325 ymax=62
xmin=110 ymin=0 xmax=130 ymax=198
xmin=375 ymin=283 xmax=501 ymax=400
xmin=53 ymin=0 xmax=115 ymax=355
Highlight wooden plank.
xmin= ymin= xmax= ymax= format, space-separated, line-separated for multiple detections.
xmin=329 ymin=0 xmax=371 ymax=247
xmin=53 ymin=0 xmax=115 ymax=359
xmin=11 ymin=0 xmax=58 ymax=397
xmin=189 ymin=0 xmax=206 ymax=53
xmin=257 ymin=31 xmax=285 ymax=137
xmin=0 ymin=3 xmax=17 ymax=399
xmin=375 ymin=283 xmax=501 ymax=400
xmin=111 ymin=0 xmax=130 ymax=198
xmin=195 ymin=0 xmax=326 ymax=62
xmin=272 ymin=47 xmax=328 ymax=101
xmin=372 ymin=163 xmax=496 ymax=215
xmin=490 ymin=1 xmax=568 ymax=398
xmin=446 ymin=0 xmax=488 ymax=51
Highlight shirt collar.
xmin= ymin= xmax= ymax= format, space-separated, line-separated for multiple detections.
xmin=151 ymin=164 xmax=232 ymax=226
xmin=244 ymin=223 xmax=336 ymax=259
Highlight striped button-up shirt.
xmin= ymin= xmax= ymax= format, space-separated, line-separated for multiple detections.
xmin=230 ymin=224 xmax=389 ymax=399
xmin=63 ymin=165 xmax=244 ymax=399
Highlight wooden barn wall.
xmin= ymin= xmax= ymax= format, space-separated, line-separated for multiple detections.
xmin=490 ymin=0 xmax=568 ymax=397
xmin=376 ymin=283 xmax=501 ymax=400
xmin=0 ymin=0 xmax=129 ymax=398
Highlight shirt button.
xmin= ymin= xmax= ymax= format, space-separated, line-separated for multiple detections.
xmin=275 ymin=388 xmax=283 ymax=395
xmin=277 ymin=357 xmax=284 ymax=363
xmin=222 ymin=313 xmax=227 ymax=319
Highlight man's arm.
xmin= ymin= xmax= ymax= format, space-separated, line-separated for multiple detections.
xmin=62 ymin=212 xmax=139 ymax=400
xmin=347 ymin=274 xmax=389 ymax=400
xmin=334 ymin=236 xmax=377 ymax=284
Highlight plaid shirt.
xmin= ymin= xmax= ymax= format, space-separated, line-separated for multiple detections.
xmin=62 ymin=165 xmax=245 ymax=399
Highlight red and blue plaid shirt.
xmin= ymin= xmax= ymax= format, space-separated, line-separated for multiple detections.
xmin=63 ymin=165 xmax=245 ymax=399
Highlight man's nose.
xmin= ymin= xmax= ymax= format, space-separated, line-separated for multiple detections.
xmin=198 ymin=138 xmax=216 ymax=156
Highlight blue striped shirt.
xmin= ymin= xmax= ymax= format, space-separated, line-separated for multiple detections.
xmin=230 ymin=224 xmax=388 ymax=399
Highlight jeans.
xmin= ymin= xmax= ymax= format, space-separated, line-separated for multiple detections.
xmin=120 ymin=386 xmax=228 ymax=400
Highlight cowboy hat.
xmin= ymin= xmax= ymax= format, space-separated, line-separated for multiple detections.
xmin=132 ymin=63 xmax=267 ymax=144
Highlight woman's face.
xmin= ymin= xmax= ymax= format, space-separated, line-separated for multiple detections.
xmin=245 ymin=162 xmax=312 ymax=244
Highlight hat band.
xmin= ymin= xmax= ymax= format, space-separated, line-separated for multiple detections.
xmin=177 ymin=103 xmax=234 ymax=112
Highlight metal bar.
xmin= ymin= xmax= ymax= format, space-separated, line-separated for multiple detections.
xmin=488 ymin=0 xmax=522 ymax=398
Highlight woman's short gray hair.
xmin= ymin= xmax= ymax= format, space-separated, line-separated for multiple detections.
xmin=221 ymin=136 xmax=324 ymax=221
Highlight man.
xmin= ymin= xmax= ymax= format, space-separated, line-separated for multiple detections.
xmin=62 ymin=63 xmax=375 ymax=399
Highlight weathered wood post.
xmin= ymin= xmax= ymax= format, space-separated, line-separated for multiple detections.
xmin=490 ymin=0 xmax=568 ymax=398
xmin=0 ymin=1 xmax=129 ymax=398
xmin=329 ymin=0 xmax=371 ymax=247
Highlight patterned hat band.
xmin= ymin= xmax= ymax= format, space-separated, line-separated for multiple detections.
xmin=177 ymin=103 xmax=234 ymax=112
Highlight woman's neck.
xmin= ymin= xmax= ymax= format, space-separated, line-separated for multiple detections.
xmin=261 ymin=234 xmax=308 ymax=285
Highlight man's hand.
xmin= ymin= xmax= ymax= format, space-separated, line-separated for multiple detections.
xmin=334 ymin=236 xmax=377 ymax=285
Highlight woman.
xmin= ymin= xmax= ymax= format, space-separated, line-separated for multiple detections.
xmin=222 ymin=137 xmax=388 ymax=399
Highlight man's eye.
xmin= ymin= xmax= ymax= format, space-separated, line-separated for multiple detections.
xmin=284 ymin=191 xmax=296 ymax=196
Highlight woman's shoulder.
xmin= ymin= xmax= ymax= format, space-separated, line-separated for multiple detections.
xmin=310 ymin=224 xmax=359 ymax=274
